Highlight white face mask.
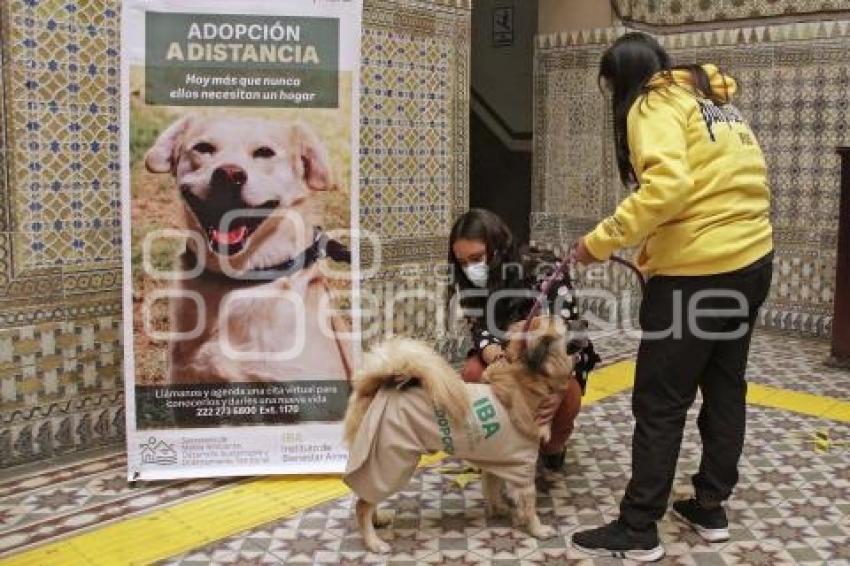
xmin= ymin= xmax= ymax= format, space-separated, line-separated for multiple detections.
xmin=463 ymin=261 xmax=488 ymax=288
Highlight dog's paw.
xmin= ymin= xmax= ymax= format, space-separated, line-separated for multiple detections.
xmin=529 ymin=523 xmax=556 ymax=539
xmin=364 ymin=536 xmax=391 ymax=554
xmin=372 ymin=509 xmax=393 ymax=528
xmin=537 ymin=426 xmax=551 ymax=444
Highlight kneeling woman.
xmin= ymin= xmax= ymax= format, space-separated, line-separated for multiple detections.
xmin=447 ymin=208 xmax=599 ymax=470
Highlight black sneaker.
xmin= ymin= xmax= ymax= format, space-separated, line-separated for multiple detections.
xmin=672 ymin=499 xmax=730 ymax=542
xmin=571 ymin=519 xmax=665 ymax=562
xmin=541 ymin=450 xmax=566 ymax=471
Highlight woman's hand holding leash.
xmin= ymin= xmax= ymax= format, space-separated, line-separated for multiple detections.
xmin=570 ymin=239 xmax=602 ymax=265
xmin=571 ymin=239 xmax=647 ymax=293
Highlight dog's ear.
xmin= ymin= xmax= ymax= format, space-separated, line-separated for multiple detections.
xmin=526 ymin=336 xmax=553 ymax=373
xmin=504 ymin=320 xmax=526 ymax=362
xmin=145 ymin=116 xmax=193 ymax=174
xmin=290 ymin=122 xmax=335 ymax=191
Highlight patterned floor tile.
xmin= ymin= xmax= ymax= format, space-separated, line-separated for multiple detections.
xmin=746 ymin=331 xmax=850 ymax=398
xmin=0 ymin=505 xmax=26 ymax=530
xmin=807 ymin=535 xmax=850 ymax=562
xmin=719 ymin=540 xmax=798 ymax=565
xmin=468 ymin=528 xmax=539 ymax=560
xmin=3 ymin=329 xmax=850 ymax=565
xmin=157 ymin=535 xmax=284 ymax=565
xmin=0 ymin=454 xmax=237 ymax=556
xmin=421 ymin=508 xmax=487 ymax=536
xmin=264 ymin=529 xmax=342 ymax=563
xmin=337 ymin=527 xmax=439 ymax=562
xmin=419 ymin=550 xmax=489 ymax=565
xmin=520 ymin=548 xmax=596 ymax=565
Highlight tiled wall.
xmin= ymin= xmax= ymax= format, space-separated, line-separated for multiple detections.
xmin=533 ymin=19 xmax=850 ymax=338
xmin=359 ymin=0 xmax=470 ymax=356
xmin=614 ymin=0 xmax=850 ymax=27
xmin=0 ymin=0 xmax=470 ymax=468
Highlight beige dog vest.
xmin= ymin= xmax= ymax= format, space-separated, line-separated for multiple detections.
xmin=344 ymin=383 xmax=538 ymax=503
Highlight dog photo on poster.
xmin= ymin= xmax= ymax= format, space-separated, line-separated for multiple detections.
xmin=121 ymin=0 xmax=362 ymax=480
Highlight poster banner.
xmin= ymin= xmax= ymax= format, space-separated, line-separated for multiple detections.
xmin=121 ymin=0 xmax=362 ymax=480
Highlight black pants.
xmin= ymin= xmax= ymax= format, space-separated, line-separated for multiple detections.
xmin=620 ymin=254 xmax=773 ymax=531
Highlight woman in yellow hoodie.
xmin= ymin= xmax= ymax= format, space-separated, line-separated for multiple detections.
xmin=570 ymin=33 xmax=774 ymax=562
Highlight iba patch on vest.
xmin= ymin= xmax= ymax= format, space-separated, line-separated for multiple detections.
xmin=433 ymin=395 xmax=502 ymax=455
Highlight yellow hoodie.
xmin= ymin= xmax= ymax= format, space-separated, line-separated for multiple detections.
xmin=584 ymin=64 xmax=773 ymax=276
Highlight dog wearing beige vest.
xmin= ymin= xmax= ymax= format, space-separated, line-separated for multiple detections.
xmin=343 ymin=315 xmax=575 ymax=553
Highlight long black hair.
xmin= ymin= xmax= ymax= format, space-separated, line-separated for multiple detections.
xmin=599 ymin=32 xmax=731 ymax=188
xmin=599 ymin=32 xmax=670 ymax=187
xmin=447 ymin=208 xmax=519 ymax=292
xmin=446 ymin=209 xmax=528 ymax=330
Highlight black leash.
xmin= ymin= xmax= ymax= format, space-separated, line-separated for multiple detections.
xmin=522 ymin=249 xmax=646 ymax=333
xmin=609 ymin=255 xmax=648 ymax=295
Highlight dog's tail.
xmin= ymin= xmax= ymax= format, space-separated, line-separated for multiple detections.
xmin=343 ymin=337 xmax=470 ymax=445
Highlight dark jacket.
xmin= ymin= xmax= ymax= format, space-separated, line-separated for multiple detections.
xmin=461 ymin=248 xmax=600 ymax=392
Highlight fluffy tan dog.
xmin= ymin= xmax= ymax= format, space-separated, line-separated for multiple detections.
xmin=343 ymin=316 xmax=574 ymax=553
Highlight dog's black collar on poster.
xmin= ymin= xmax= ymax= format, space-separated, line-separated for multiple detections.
xmin=184 ymin=227 xmax=352 ymax=284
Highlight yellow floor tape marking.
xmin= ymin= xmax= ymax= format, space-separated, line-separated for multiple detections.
xmin=5 ymin=360 xmax=848 ymax=565
xmin=575 ymin=360 xmax=850 ymax=425
xmin=2 ymin=477 xmax=351 ymax=566
xmin=2 ymin=361 xmax=638 ymax=566
xmin=583 ymin=360 xmax=636 ymax=404
xmin=747 ymin=382 xmax=850 ymax=423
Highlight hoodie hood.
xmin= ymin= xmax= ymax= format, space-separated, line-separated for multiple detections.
xmin=649 ymin=64 xmax=738 ymax=104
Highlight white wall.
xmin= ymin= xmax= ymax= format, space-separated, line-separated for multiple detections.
xmin=538 ymin=0 xmax=614 ymax=34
